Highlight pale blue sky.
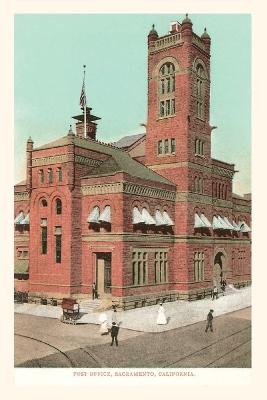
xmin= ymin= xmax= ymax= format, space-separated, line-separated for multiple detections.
xmin=14 ymin=14 xmax=251 ymax=194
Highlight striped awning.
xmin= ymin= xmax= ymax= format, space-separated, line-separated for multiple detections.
xmin=87 ymin=206 xmax=100 ymax=223
xmin=162 ymin=211 xmax=174 ymax=226
xmin=99 ymin=206 xmax=111 ymax=223
xmin=14 ymin=211 xmax=24 ymax=224
xmin=132 ymin=207 xmax=145 ymax=224
xmin=141 ymin=208 xmax=156 ymax=225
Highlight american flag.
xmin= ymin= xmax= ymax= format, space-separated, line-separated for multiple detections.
xmin=80 ymin=81 xmax=86 ymax=108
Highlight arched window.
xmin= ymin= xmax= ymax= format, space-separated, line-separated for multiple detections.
xmin=158 ymin=62 xmax=176 ymax=118
xmin=196 ymin=64 xmax=205 ymax=119
xmin=41 ymin=199 xmax=47 ymax=207
xmin=56 ymin=198 xmax=62 ymax=215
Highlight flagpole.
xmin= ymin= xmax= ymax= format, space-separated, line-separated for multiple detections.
xmin=83 ymin=65 xmax=86 ymax=139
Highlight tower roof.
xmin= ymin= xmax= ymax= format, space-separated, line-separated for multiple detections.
xmin=72 ymin=106 xmax=101 ymax=122
xmin=148 ymin=24 xmax=158 ymax=36
xmin=182 ymin=13 xmax=192 ymax=24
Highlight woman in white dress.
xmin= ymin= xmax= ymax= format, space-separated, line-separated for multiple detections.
xmin=99 ymin=312 xmax=109 ymax=335
xmin=156 ymin=303 xmax=167 ymax=325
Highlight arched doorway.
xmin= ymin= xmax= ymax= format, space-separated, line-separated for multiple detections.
xmin=213 ymin=251 xmax=227 ymax=287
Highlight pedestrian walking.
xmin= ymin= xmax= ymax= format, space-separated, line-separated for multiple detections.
xmin=92 ymin=282 xmax=97 ymax=300
xmin=99 ymin=313 xmax=109 ymax=335
xmin=205 ymin=309 xmax=214 ymax=332
xmin=110 ymin=322 xmax=119 ymax=346
xmin=221 ymin=279 xmax=226 ymax=296
xmin=156 ymin=302 xmax=167 ymax=325
xmin=212 ymin=286 xmax=218 ymax=300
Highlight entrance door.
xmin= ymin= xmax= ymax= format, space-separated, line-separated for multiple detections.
xmin=96 ymin=253 xmax=112 ymax=297
xmin=213 ymin=252 xmax=226 ymax=286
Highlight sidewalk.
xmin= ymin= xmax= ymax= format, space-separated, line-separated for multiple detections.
xmin=14 ymin=286 xmax=251 ymax=333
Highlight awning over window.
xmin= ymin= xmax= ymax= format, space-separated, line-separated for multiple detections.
xmin=132 ymin=207 xmax=145 ymax=224
xmin=217 ymin=215 xmax=230 ymax=229
xmin=141 ymin=208 xmax=156 ymax=225
xmin=21 ymin=213 xmax=30 ymax=225
xmin=14 ymin=211 xmax=24 ymax=224
xmin=239 ymin=221 xmax=251 ymax=232
xmin=200 ymin=213 xmax=212 ymax=228
xmin=232 ymin=220 xmax=240 ymax=231
xmin=194 ymin=213 xmax=206 ymax=228
xmin=222 ymin=216 xmax=234 ymax=230
xmin=194 ymin=213 xmax=212 ymax=228
xmin=162 ymin=211 xmax=174 ymax=226
xmin=212 ymin=216 xmax=226 ymax=230
xmin=87 ymin=206 xmax=100 ymax=223
xmin=154 ymin=210 xmax=166 ymax=226
xmin=99 ymin=206 xmax=111 ymax=223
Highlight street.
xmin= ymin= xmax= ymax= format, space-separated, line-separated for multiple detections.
xmin=15 ymin=307 xmax=251 ymax=368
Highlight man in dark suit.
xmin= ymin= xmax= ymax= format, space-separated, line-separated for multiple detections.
xmin=92 ymin=282 xmax=97 ymax=300
xmin=110 ymin=322 xmax=119 ymax=346
xmin=205 ymin=309 xmax=214 ymax=332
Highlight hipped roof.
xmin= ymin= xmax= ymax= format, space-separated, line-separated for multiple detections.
xmin=35 ymin=135 xmax=174 ymax=186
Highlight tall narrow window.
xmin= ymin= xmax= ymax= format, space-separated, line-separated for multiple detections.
xmin=160 ymin=101 xmax=165 ymax=117
xmin=196 ymin=64 xmax=205 ymax=119
xmin=158 ymin=140 xmax=163 ymax=155
xmin=39 ymin=169 xmax=44 ymax=183
xmin=55 ymin=227 xmax=62 ymax=263
xmin=194 ymin=251 xmax=204 ymax=281
xmin=40 ymin=219 xmax=47 ymax=255
xmin=161 ymin=80 xmax=165 ymax=94
xmin=171 ymin=138 xmax=176 ymax=154
xmin=159 ymin=62 xmax=176 ymax=118
xmin=171 ymin=99 xmax=175 ymax=115
xmin=166 ymin=78 xmax=171 ymax=93
xmin=171 ymin=76 xmax=175 ymax=92
xmin=56 ymin=198 xmax=62 ymax=215
xmin=154 ymin=251 xmax=168 ymax=283
xmin=132 ymin=251 xmax=147 ymax=285
xmin=48 ymin=168 xmax=53 ymax=184
xmin=57 ymin=167 xmax=62 ymax=182
xmin=164 ymin=139 xmax=169 ymax=154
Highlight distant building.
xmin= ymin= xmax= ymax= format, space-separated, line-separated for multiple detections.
xmin=14 ymin=16 xmax=251 ymax=308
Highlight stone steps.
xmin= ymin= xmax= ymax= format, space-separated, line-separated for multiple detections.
xmin=79 ymin=299 xmax=101 ymax=313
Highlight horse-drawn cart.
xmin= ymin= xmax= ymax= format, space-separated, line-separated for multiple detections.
xmin=61 ymin=298 xmax=80 ymax=325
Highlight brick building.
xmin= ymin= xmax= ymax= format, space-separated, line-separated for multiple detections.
xmin=14 ymin=16 xmax=251 ymax=309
